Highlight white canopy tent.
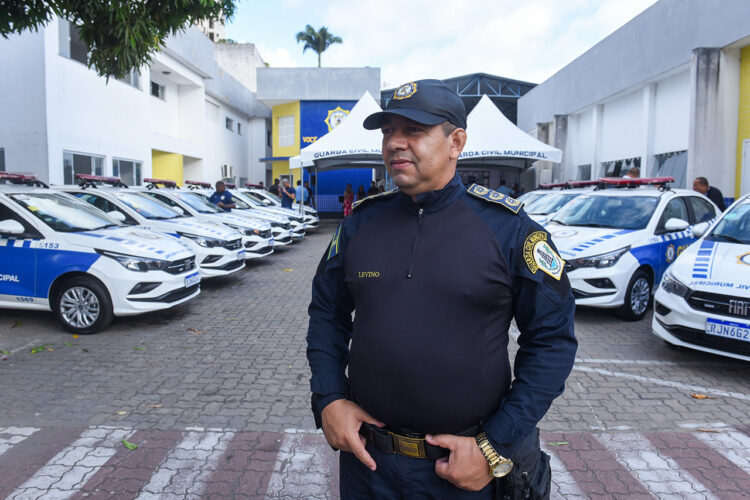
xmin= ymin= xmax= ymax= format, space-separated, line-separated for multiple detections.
xmin=459 ymin=95 xmax=562 ymax=166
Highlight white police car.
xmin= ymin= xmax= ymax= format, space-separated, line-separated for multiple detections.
xmin=546 ymin=177 xmax=720 ymax=320
xmin=59 ymin=175 xmax=246 ymax=278
xmin=524 ymin=181 xmax=597 ymax=225
xmin=652 ymin=193 xmax=750 ymax=361
xmin=136 ymin=180 xmax=274 ymax=258
xmin=0 ymin=173 xmax=200 ymax=334
xmin=243 ymin=185 xmax=319 ymax=231
xmin=185 ymin=185 xmax=297 ymax=245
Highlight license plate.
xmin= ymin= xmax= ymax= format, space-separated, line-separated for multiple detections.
xmin=705 ymin=318 xmax=750 ymax=342
xmin=237 ymin=250 xmax=246 ymax=260
xmin=184 ymin=272 xmax=200 ymax=287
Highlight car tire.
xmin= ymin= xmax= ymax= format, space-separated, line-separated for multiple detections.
xmin=53 ymin=276 xmax=114 ymax=334
xmin=616 ymin=270 xmax=652 ymax=321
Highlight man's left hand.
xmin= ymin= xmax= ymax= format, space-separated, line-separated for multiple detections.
xmin=426 ymin=434 xmax=492 ymax=491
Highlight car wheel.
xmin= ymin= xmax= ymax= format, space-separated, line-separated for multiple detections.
xmin=616 ymin=270 xmax=652 ymax=321
xmin=53 ymin=277 xmax=113 ymax=334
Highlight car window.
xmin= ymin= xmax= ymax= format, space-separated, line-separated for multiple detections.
xmin=73 ymin=193 xmax=138 ymax=225
xmin=553 ymin=195 xmax=659 ymax=229
xmin=0 ymin=200 xmax=42 ymax=238
xmin=657 ymin=198 xmax=689 ymax=231
xmin=9 ymin=192 xmax=120 ymax=232
xmin=115 ymin=192 xmax=181 ymax=220
xmin=687 ymin=196 xmax=716 ymax=223
xmin=708 ymin=200 xmax=750 ymax=244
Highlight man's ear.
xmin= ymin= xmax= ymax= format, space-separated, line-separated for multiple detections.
xmin=449 ymin=128 xmax=467 ymax=160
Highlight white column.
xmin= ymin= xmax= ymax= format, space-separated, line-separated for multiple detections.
xmin=687 ymin=48 xmax=722 ymax=187
xmin=641 ymin=83 xmax=656 ymax=176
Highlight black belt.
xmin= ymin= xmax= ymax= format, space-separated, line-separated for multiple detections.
xmin=359 ymin=423 xmax=482 ymax=460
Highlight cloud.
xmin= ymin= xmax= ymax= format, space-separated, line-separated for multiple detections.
xmin=255 ymin=45 xmax=300 ymax=68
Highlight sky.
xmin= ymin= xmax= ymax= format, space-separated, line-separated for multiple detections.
xmin=226 ymin=0 xmax=658 ymax=89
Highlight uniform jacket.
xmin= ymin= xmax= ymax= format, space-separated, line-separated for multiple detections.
xmin=307 ymin=174 xmax=577 ymax=455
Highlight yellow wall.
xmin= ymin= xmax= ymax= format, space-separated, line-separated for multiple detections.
xmin=152 ymin=150 xmax=184 ymax=186
xmin=736 ymin=46 xmax=750 ymax=198
xmin=271 ymin=101 xmax=300 ymax=179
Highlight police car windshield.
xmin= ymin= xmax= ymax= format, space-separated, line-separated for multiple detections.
xmin=525 ymin=193 xmax=581 ymax=215
xmin=115 ymin=192 xmax=181 ymax=220
xmin=552 ymin=195 xmax=659 ymax=230
xmin=708 ymin=201 xmax=750 ymax=244
xmin=10 ymin=193 xmax=120 ymax=232
xmin=237 ymin=192 xmax=264 ymax=207
xmin=518 ymin=192 xmax=547 ymax=206
xmin=261 ymin=191 xmax=282 ymax=203
xmin=196 ymin=191 xmax=252 ymax=210
xmin=174 ymin=192 xmax=222 ymax=213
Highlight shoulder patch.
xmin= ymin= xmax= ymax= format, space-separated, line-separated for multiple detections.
xmin=523 ymin=231 xmax=564 ymax=280
xmin=352 ymin=189 xmax=398 ymax=211
xmin=466 ymin=184 xmax=523 ymax=214
xmin=327 ymin=224 xmax=343 ymax=261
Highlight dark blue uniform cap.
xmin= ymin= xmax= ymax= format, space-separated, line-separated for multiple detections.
xmin=363 ymin=79 xmax=467 ymax=130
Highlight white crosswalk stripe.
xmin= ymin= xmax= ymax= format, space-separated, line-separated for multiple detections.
xmin=692 ymin=427 xmax=750 ymax=470
xmin=265 ymin=429 xmax=332 ymax=499
xmin=542 ymin=443 xmax=585 ymax=499
xmin=134 ymin=426 xmax=234 ymax=499
xmin=7 ymin=426 xmax=135 ymax=500
xmin=0 ymin=427 xmax=38 ymax=459
xmin=595 ymin=432 xmax=717 ymax=499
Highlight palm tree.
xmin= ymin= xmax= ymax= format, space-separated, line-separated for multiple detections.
xmin=295 ymin=25 xmax=342 ymax=68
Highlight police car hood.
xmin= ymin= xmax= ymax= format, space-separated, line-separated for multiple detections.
xmin=546 ymin=223 xmax=637 ymax=259
xmin=142 ymin=218 xmax=239 ymax=241
xmin=670 ymin=238 xmax=750 ymax=296
xmin=70 ymin=226 xmax=193 ymax=260
xmin=202 ymin=212 xmax=271 ymax=231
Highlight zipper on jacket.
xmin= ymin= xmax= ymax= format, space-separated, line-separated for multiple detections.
xmin=406 ymin=208 xmax=424 ymax=279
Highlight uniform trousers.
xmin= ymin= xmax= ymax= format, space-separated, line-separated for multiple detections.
xmin=339 ymin=442 xmax=495 ymax=500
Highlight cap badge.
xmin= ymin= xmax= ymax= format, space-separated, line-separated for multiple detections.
xmin=393 ymin=82 xmax=418 ymax=100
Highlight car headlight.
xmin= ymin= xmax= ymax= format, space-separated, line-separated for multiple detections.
xmin=571 ymin=246 xmax=630 ymax=268
xmin=96 ymin=249 xmax=168 ymax=272
xmin=223 ymin=224 xmax=259 ymax=236
xmin=661 ymin=270 xmax=690 ymax=298
xmin=178 ymin=232 xmax=223 ymax=247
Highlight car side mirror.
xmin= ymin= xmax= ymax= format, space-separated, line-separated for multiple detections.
xmin=692 ymin=221 xmax=709 ymax=238
xmin=664 ymin=218 xmax=690 ymax=232
xmin=0 ymin=219 xmax=25 ymax=235
xmin=262 ymin=199 xmax=272 ymax=206
xmin=107 ymin=211 xmax=126 ymax=222
xmin=172 ymin=206 xmax=185 ymax=215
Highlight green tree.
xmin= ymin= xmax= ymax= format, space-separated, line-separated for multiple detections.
xmin=295 ymin=25 xmax=342 ymax=68
xmin=0 ymin=0 xmax=236 ymax=79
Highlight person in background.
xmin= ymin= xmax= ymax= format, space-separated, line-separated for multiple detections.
xmin=208 ymin=181 xmax=235 ymax=212
xmin=269 ymin=178 xmax=281 ymax=196
xmin=305 ymin=181 xmax=315 ymax=208
xmin=623 ymin=167 xmax=640 ymax=179
xmin=367 ymin=181 xmax=379 ymax=196
xmin=343 ymin=183 xmax=354 ymax=217
xmin=511 ymin=183 xmax=524 ymax=199
xmin=495 ymin=179 xmax=513 ymax=196
xmin=280 ymin=180 xmax=296 ymax=209
xmin=258 ymin=181 xmax=265 ymax=190
xmin=693 ymin=177 xmax=726 ymax=211
xmin=356 ymin=185 xmax=367 ymax=201
xmin=296 ymin=180 xmax=310 ymax=206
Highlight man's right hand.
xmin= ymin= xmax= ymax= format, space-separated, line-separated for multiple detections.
xmin=321 ymin=399 xmax=384 ymax=471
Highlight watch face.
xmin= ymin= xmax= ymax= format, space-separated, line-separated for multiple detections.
xmin=492 ymin=461 xmax=513 ymax=478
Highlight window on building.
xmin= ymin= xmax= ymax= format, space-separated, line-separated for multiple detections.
xmin=150 ymin=81 xmax=165 ymax=100
xmin=267 ymin=129 xmax=272 ymax=147
xmin=278 ymin=115 xmax=295 ymax=147
xmin=601 ymin=157 xmax=641 ymax=178
xmin=237 ymin=123 xmax=242 ymax=135
xmin=58 ymin=19 xmax=88 ymax=65
xmin=63 ymin=151 xmax=104 ymax=185
xmin=0 ymin=148 xmax=5 ymax=172
xmin=113 ymin=158 xmax=143 ymax=186
xmin=117 ymin=68 xmax=141 ymax=89
xmin=226 ymin=117 xmax=235 ymax=131
xmin=653 ymin=151 xmax=688 ymax=189
xmin=577 ymin=164 xmax=591 ymax=180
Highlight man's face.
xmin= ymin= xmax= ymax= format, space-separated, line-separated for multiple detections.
xmin=216 ymin=183 xmax=225 ymax=192
xmin=380 ymin=115 xmax=465 ymax=196
xmin=693 ymin=179 xmax=708 ymax=194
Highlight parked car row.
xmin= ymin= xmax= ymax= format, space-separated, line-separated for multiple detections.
xmin=0 ymin=172 xmax=319 ymax=334
xmin=522 ymin=176 xmax=750 ymax=362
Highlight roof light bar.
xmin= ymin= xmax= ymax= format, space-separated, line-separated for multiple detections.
xmin=185 ymin=180 xmax=212 ymax=188
xmin=539 ymin=182 xmax=567 ymax=190
xmin=0 ymin=172 xmax=49 ymax=188
xmin=224 ymin=182 xmax=236 ymax=189
xmin=143 ymin=178 xmax=177 ymax=188
xmin=245 ymin=182 xmax=263 ymax=188
xmin=599 ymin=176 xmax=674 ymax=186
xmin=74 ymin=173 xmax=126 ymax=186
xmin=567 ymin=180 xmax=599 ymax=188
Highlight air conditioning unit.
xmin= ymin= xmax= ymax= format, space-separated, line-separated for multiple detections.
xmin=220 ymin=164 xmax=233 ymax=179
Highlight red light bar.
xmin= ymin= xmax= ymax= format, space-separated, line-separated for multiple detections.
xmin=567 ymin=180 xmax=599 ymax=187
xmin=75 ymin=174 xmax=123 ymax=184
xmin=0 ymin=172 xmax=37 ymax=181
xmin=539 ymin=183 xmax=566 ymax=189
xmin=185 ymin=180 xmax=212 ymax=188
xmin=245 ymin=183 xmax=263 ymax=188
xmin=224 ymin=183 xmax=236 ymax=189
xmin=143 ymin=178 xmax=177 ymax=187
xmin=599 ymin=176 xmax=675 ymax=186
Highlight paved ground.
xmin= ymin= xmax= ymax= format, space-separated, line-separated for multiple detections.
xmin=1 ymin=220 xmax=750 ymax=499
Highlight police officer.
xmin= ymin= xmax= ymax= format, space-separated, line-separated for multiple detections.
xmin=307 ymin=79 xmax=577 ymax=498
xmin=209 ymin=181 xmax=235 ymax=212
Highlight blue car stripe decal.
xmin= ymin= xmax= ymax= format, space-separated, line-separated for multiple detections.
xmin=692 ymin=239 xmax=717 ymax=278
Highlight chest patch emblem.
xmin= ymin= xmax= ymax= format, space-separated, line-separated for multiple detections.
xmin=523 ymin=231 xmax=564 ymax=280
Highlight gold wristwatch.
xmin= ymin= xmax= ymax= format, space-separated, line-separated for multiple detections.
xmin=475 ymin=432 xmax=513 ymax=478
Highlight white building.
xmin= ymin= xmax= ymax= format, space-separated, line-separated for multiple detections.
xmin=0 ymin=17 xmax=272 ymax=187
xmin=518 ymin=0 xmax=750 ymax=201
